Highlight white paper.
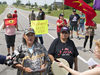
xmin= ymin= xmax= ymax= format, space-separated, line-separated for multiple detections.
xmin=87 ymin=58 xmax=98 ymax=67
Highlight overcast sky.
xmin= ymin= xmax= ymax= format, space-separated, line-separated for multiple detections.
xmin=1 ymin=0 xmax=63 ymax=5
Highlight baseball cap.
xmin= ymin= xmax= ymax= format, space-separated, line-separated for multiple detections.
xmin=14 ymin=10 xmax=17 ymax=13
xmin=24 ymin=27 xmax=35 ymax=34
xmin=59 ymin=13 xmax=64 ymax=16
xmin=60 ymin=27 xmax=70 ymax=34
xmin=39 ymin=8 xmax=42 ymax=11
xmin=73 ymin=9 xmax=76 ymax=12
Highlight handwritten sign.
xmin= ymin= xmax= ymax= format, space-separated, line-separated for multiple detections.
xmin=31 ymin=20 xmax=48 ymax=35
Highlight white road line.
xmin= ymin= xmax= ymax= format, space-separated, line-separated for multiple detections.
xmin=0 ymin=9 xmax=11 ymax=29
xmin=18 ymin=10 xmax=88 ymax=64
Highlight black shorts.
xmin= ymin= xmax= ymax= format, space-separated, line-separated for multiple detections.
xmin=5 ymin=34 xmax=16 ymax=48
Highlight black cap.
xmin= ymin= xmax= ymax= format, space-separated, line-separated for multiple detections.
xmin=73 ymin=9 xmax=76 ymax=12
xmin=59 ymin=13 xmax=64 ymax=16
xmin=39 ymin=8 xmax=42 ymax=11
xmin=60 ymin=27 xmax=70 ymax=33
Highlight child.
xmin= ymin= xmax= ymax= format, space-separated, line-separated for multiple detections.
xmin=2 ymin=13 xmax=17 ymax=56
xmin=12 ymin=10 xmax=19 ymax=31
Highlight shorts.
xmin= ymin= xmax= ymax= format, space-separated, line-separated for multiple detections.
xmin=78 ymin=23 xmax=84 ymax=30
xmin=5 ymin=34 xmax=16 ymax=48
xmin=70 ymin=25 xmax=78 ymax=31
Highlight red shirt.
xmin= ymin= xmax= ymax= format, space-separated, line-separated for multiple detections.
xmin=12 ymin=14 xmax=18 ymax=18
xmin=56 ymin=19 xmax=67 ymax=33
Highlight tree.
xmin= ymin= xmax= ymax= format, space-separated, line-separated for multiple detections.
xmin=48 ymin=5 xmax=52 ymax=11
xmin=61 ymin=3 xmax=71 ymax=10
xmin=34 ymin=2 xmax=37 ymax=8
xmin=0 ymin=2 xmax=2 ymax=4
xmin=83 ymin=0 xmax=93 ymax=3
xmin=16 ymin=0 xmax=21 ymax=6
xmin=44 ymin=4 xmax=47 ymax=9
xmin=3 ymin=1 xmax=7 ymax=4
xmin=31 ymin=4 xmax=34 ymax=8
xmin=54 ymin=3 xmax=58 ymax=10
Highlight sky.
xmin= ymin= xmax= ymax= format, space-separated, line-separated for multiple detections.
xmin=1 ymin=0 xmax=63 ymax=5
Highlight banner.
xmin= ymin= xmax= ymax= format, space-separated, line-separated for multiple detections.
xmin=93 ymin=0 xmax=100 ymax=10
xmin=64 ymin=0 xmax=97 ymax=26
xmin=31 ymin=20 xmax=48 ymax=35
xmin=5 ymin=18 xmax=17 ymax=26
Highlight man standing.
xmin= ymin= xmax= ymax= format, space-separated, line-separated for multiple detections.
xmin=37 ymin=8 xmax=45 ymax=20
xmin=78 ymin=11 xmax=85 ymax=35
xmin=36 ymin=8 xmax=45 ymax=44
xmin=68 ymin=9 xmax=80 ymax=40
xmin=29 ymin=9 xmax=36 ymax=27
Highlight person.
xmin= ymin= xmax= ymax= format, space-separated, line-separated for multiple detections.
xmin=29 ymin=9 xmax=36 ymax=27
xmin=58 ymin=39 xmax=100 ymax=75
xmin=78 ymin=11 xmax=85 ymax=35
xmin=56 ymin=13 xmax=68 ymax=38
xmin=36 ymin=8 xmax=45 ymax=44
xmin=12 ymin=10 xmax=19 ymax=31
xmin=83 ymin=21 xmax=97 ymax=52
xmin=2 ymin=13 xmax=17 ymax=56
xmin=37 ymin=8 xmax=45 ymax=20
xmin=13 ymin=27 xmax=49 ymax=75
xmin=0 ymin=55 xmax=11 ymax=64
xmin=68 ymin=9 xmax=80 ymax=40
xmin=48 ymin=26 xmax=79 ymax=75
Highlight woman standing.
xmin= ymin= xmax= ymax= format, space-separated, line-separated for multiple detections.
xmin=83 ymin=21 xmax=97 ymax=52
xmin=56 ymin=13 xmax=67 ymax=38
xmin=2 ymin=13 xmax=17 ymax=56
xmin=58 ymin=39 xmax=100 ymax=75
xmin=48 ymin=26 xmax=79 ymax=75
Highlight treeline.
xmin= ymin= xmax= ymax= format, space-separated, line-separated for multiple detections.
xmin=0 ymin=1 xmax=7 ymax=4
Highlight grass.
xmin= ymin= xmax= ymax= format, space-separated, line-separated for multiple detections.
xmin=0 ymin=4 xmax=8 ymax=14
xmin=13 ymin=5 xmax=38 ymax=11
xmin=46 ymin=9 xmax=100 ymax=24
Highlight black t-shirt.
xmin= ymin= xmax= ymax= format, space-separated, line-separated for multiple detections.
xmin=48 ymin=38 xmax=79 ymax=69
xmin=69 ymin=14 xmax=80 ymax=26
xmin=38 ymin=11 xmax=45 ymax=20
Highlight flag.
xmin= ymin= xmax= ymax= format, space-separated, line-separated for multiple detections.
xmin=93 ymin=0 xmax=100 ymax=10
xmin=64 ymin=0 xmax=97 ymax=26
xmin=5 ymin=18 xmax=17 ymax=26
xmin=64 ymin=0 xmax=83 ymax=11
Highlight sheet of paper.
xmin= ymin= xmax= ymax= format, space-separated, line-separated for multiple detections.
xmin=87 ymin=58 xmax=98 ymax=67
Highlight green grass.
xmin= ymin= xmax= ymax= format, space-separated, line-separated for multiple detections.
xmin=46 ymin=9 xmax=100 ymax=24
xmin=0 ymin=4 xmax=8 ymax=14
xmin=13 ymin=5 xmax=38 ymax=11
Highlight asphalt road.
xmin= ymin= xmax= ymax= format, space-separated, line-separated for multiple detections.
xmin=0 ymin=6 xmax=100 ymax=75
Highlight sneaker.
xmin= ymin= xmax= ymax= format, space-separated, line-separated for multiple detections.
xmin=70 ymin=36 xmax=73 ymax=39
xmin=7 ymin=53 xmax=10 ymax=56
xmin=12 ymin=52 xmax=14 ymax=55
xmin=77 ymin=36 xmax=80 ymax=40
xmin=89 ymin=49 xmax=93 ymax=53
xmin=82 ymin=48 xmax=86 ymax=52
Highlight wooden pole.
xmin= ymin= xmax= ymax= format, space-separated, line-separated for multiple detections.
xmin=63 ymin=0 xmax=64 ymax=27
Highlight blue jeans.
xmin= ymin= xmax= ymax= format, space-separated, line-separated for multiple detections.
xmin=78 ymin=23 xmax=84 ymax=30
